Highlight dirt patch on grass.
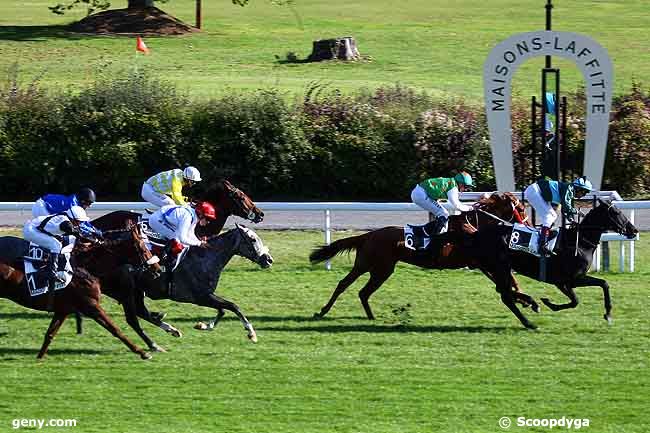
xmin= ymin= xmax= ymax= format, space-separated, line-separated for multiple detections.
xmin=68 ymin=7 xmax=198 ymax=36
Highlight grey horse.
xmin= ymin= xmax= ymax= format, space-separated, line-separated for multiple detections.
xmin=130 ymin=224 xmax=273 ymax=343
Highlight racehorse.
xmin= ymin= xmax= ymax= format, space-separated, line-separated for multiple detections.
xmin=75 ymin=179 xmax=264 ymax=335
xmin=436 ymin=199 xmax=638 ymax=329
xmin=71 ymin=225 xmax=172 ymax=353
xmin=0 ymin=224 xmax=160 ymax=359
xmin=309 ymin=192 xmax=535 ymax=320
xmin=116 ymin=225 xmax=273 ymax=343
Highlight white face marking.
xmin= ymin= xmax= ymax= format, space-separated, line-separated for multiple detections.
xmin=240 ymin=227 xmax=270 ymax=257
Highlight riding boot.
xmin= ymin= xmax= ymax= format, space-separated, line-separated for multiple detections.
xmin=45 ymin=253 xmax=61 ymax=311
xmin=538 ymin=226 xmax=551 ymax=257
xmin=432 ymin=216 xmax=448 ymax=234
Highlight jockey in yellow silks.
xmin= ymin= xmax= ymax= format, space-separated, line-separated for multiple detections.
xmin=141 ymin=167 xmax=202 ymax=208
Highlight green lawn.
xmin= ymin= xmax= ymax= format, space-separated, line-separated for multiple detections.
xmin=0 ymin=228 xmax=648 ymax=432
xmin=1 ymin=0 xmax=649 ymax=99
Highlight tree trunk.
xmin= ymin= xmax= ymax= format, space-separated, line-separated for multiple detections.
xmin=308 ymin=37 xmax=361 ymax=62
xmin=128 ymin=0 xmax=154 ymax=8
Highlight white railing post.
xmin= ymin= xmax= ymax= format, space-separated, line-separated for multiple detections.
xmin=593 ymin=244 xmax=601 ymax=272
xmin=324 ymin=209 xmax=331 ymax=270
xmin=619 ymin=241 xmax=625 ymax=273
xmin=630 ymin=209 xmax=635 ymax=272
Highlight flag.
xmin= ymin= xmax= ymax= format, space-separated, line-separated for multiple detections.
xmin=136 ymin=36 xmax=150 ymax=54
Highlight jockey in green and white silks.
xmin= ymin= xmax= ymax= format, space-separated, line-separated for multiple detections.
xmin=410 ymin=171 xmax=474 ymax=236
xmin=524 ymin=176 xmax=593 ymax=255
xmin=141 ymin=167 xmax=202 ymax=208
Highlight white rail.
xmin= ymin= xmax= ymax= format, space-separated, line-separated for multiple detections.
xmin=1 ymin=193 xmax=646 ymax=272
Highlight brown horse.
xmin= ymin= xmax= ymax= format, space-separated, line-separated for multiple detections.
xmin=0 ymin=224 xmax=160 ymax=359
xmin=309 ymin=192 xmax=537 ymax=320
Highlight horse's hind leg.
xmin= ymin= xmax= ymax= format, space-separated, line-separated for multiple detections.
xmin=81 ymin=303 xmax=151 ymax=360
xmin=566 ymin=275 xmax=613 ymax=324
xmin=37 ymin=313 xmax=68 ymax=359
xmin=196 ymin=293 xmax=258 ymax=343
xmin=494 ymin=266 xmax=536 ymax=330
xmin=315 ymin=266 xmax=365 ymax=319
xmin=135 ymin=294 xmax=183 ymax=338
xmin=358 ymin=268 xmax=394 ymax=320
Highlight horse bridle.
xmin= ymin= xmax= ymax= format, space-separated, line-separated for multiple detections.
xmin=100 ymin=227 xmax=160 ymax=274
xmin=226 ymin=185 xmax=257 ymax=221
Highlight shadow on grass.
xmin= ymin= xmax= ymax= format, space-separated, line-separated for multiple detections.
xmin=171 ymin=314 xmax=355 ymax=323
xmin=0 ymin=311 xmax=48 ymax=319
xmin=257 ymin=324 xmax=516 ymax=334
xmin=0 ymin=25 xmax=87 ymax=42
xmin=0 ymin=347 xmax=106 ymax=356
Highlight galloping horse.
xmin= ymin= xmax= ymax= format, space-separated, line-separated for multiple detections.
xmin=438 ymin=199 xmax=638 ymax=329
xmin=0 ymin=224 xmax=160 ymax=359
xmin=309 ymin=192 xmax=534 ymax=320
xmin=117 ymin=225 xmax=273 ymax=342
xmin=74 ymin=179 xmax=264 ymax=336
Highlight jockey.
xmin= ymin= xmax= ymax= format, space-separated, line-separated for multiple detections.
xmin=524 ymin=176 xmax=593 ymax=255
xmin=23 ymin=206 xmax=92 ymax=305
xmin=148 ymin=201 xmax=217 ymax=261
xmin=32 ymin=187 xmax=103 ymax=239
xmin=410 ymin=171 xmax=474 ymax=236
xmin=141 ymin=167 xmax=202 ymax=208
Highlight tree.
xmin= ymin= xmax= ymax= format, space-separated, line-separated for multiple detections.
xmin=50 ymin=0 xmax=260 ymax=16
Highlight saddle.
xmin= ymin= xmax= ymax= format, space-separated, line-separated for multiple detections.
xmin=508 ymin=223 xmax=560 ymax=257
xmin=23 ymin=243 xmax=74 ymax=297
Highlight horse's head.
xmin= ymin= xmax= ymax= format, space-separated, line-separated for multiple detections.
xmin=475 ymin=192 xmax=528 ymax=224
xmin=214 ymin=180 xmax=264 ymax=224
xmin=102 ymin=223 xmax=162 ymax=277
xmin=233 ymin=224 xmax=274 ymax=269
xmin=588 ymin=199 xmax=638 ymax=239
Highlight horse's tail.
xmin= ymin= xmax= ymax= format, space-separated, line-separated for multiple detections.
xmin=309 ymin=233 xmax=368 ymax=264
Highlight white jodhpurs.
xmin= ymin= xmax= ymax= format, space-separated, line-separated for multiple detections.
xmin=141 ymin=183 xmax=175 ymax=208
xmin=411 ymin=184 xmax=449 ymax=219
xmin=147 ymin=215 xmax=178 ymax=242
xmin=524 ymin=183 xmax=558 ymax=227
xmin=23 ymin=224 xmax=62 ymax=253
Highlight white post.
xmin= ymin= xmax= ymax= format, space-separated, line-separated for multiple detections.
xmin=630 ymin=209 xmax=635 ymax=272
xmin=593 ymin=244 xmax=601 ymax=272
xmin=619 ymin=241 xmax=625 ymax=273
xmin=324 ymin=209 xmax=332 ymax=270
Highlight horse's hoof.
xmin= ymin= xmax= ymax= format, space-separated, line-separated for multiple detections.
xmin=313 ymin=312 xmax=322 ymax=319
xmin=532 ymin=303 xmax=541 ymax=313
xmin=150 ymin=344 xmax=167 ymax=353
xmin=140 ymin=352 xmax=153 ymax=360
xmin=604 ymin=314 xmax=614 ymax=325
xmin=248 ymin=329 xmax=258 ymax=343
xmin=525 ymin=323 xmax=538 ymax=330
xmin=169 ymin=329 xmax=183 ymax=338
xmin=194 ymin=322 xmax=210 ymax=331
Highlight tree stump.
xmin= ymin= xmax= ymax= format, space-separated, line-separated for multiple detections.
xmin=308 ymin=37 xmax=361 ymax=62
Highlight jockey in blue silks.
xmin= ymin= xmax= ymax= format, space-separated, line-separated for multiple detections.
xmin=32 ymin=187 xmax=103 ymax=240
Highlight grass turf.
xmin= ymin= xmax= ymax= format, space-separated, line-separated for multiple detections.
xmin=0 ymin=228 xmax=648 ymax=432
xmin=0 ymin=0 xmax=649 ymax=100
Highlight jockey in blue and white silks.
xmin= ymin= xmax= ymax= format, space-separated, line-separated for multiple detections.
xmin=32 ymin=187 xmax=103 ymax=239
xmin=23 ymin=206 xmax=92 ymax=304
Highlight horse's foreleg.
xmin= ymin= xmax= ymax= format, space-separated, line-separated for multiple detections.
xmin=136 ymin=298 xmax=183 ymax=338
xmin=316 ymin=267 xmax=364 ymax=319
xmin=481 ymin=268 xmax=539 ymax=313
xmin=197 ymin=293 xmax=257 ymax=343
xmin=557 ymin=275 xmax=612 ymax=324
xmin=82 ymin=303 xmax=151 ymax=360
xmin=494 ymin=264 xmax=536 ymax=330
xmin=541 ymin=284 xmax=579 ymax=313
xmin=122 ymin=290 xmax=165 ymax=353
xmin=37 ymin=313 xmax=67 ymax=359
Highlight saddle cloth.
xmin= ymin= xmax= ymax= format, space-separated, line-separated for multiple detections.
xmin=403 ymin=225 xmax=431 ymax=251
xmin=23 ymin=242 xmax=74 ymax=297
xmin=509 ymin=223 xmax=559 ymax=257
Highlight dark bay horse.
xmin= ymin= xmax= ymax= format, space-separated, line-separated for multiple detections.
xmin=71 ymin=226 xmax=170 ymax=352
xmin=121 ymin=225 xmax=274 ymax=343
xmin=0 ymin=225 xmax=159 ymax=359
xmin=438 ymin=199 xmax=638 ymax=329
xmin=75 ymin=179 xmax=264 ymax=336
xmin=309 ymin=192 xmax=534 ymax=320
